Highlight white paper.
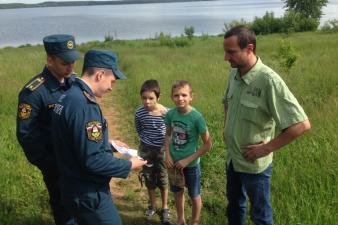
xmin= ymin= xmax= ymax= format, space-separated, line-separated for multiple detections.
xmin=111 ymin=140 xmax=139 ymax=158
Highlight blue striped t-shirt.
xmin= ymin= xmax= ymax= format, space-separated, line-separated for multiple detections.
xmin=135 ymin=106 xmax=167 ymax=148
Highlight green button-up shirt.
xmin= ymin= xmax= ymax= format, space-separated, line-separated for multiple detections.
xmin=222 ymin=57 xmax=308 ymax=173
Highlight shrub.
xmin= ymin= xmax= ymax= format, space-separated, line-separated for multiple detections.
xmin=251 ymin=11 xmax=283 ymax=34
xmin=104 ymin=32 xmax=114 ymax=42
xmin=173 ymin=36 xmax=190 ymax=47
xmin=277 ymin=38 xmax=298 ymax=71
xmin=201 ymin=33 xmax=209 ymax=41
xmin=320 ymin=19 xmax=338 ymax=33
xmin=151 ymin=32 xmax=190 ymax=48
xmin=222 ymin=19 xmax=249 ymax=33
xmin=184 ymin=25 xmax=195 ymax=40
xmin=282 ymin=11 xmax=319 ymax=33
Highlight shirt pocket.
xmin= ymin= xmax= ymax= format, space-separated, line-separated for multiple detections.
xmin=240 ymin=100 xmax=259 ymax=123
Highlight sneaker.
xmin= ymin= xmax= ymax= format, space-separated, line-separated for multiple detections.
xmin=160 ymin=208 xmax=171 ymax=224
xmin=144 ymin=206 xmax=156 ymax=217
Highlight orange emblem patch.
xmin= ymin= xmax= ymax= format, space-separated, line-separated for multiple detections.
xmin=86 ymin=121 xmax=103 ymax=142
xmin=18 ymin=103 xmax=32 ymax=120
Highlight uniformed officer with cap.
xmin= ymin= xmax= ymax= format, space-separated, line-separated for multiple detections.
xmin=51 ymin=49 xmax=147 ymax=225
xmin=16 ymin=34 xmax=80 ymax=225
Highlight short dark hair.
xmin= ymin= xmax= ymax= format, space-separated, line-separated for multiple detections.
xmin=81 ymin=67 xmax=113 ymax=78
xmin=171 ymin=80 xmax=192 ymax=96
xmin=82 ymin=67 xmax=96 ymax=76
xmin=140 ymin=79 xmax=161 ymax=99
xmin=224 ymin=25 xmax=256 ymax=53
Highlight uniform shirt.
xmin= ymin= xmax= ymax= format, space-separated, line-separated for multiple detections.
xmin=164 ymin=107 xmax=207 ymax=167
xmin=222 ymin=57 xmax=308 ymax=174
xmin=135 ymin=106 xmax=166 ymax=148
xmin=52 ymin=78 xmax=131 ymax=189
xmin=16 ymin=67 xmax=75 ymax=168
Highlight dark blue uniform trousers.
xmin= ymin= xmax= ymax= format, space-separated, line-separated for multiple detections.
xmin=41 ymin=167 xmax=76 ymax=225
xmin=62 ymin=184 xmax=122 ymax=225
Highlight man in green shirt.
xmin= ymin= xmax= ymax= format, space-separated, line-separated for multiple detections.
xmin=222 ymin=26 xmax=311 ymax=225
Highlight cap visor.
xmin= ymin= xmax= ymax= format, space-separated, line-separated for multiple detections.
xmin=112 ymin=68 xmax=127 ymax=80
xmin=56 ymin=50 xmax=80 ymax=63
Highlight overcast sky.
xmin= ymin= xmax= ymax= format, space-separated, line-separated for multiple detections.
xmin=0 ymin=0 xmax=113 ymax=3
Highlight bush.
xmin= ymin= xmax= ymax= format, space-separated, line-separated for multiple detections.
xmin=222 ymin=19 xmax=249 ymax=33
xmin=150 ymin=32 xmax=190 ymax=48
xmin=156 ymin=32 xmax=175 ymax=47
xmin=320 ymin=19 xmax=338 ymax=33
xmin=184 ymin=25 xmax=195 ymax=40
xmin=104 ymin=32 xmax=115 ymax=42
xmin=173 ymin=36 xmax=190 ymax=47
xmin=282 ymin=11 xmax=319 ymax=33
xmin=201 ymin=33 xmax=209 ymax=41
xmin=252 ymin=11 xmax=283 ymax=34
xmin=277 ymin=38 xmax=298 ymax=71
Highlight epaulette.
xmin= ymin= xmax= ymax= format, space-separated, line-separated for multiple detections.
xmin=26 ymin=77 xmax=45 ymax=91
xmin=83 ymin=91 xmax=96 ymax=103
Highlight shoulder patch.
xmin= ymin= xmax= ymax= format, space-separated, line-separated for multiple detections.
xmin=26 ymin=77 xmax=45 ymax=91
xmin=83 ymin=91 xmax=96 ymax=103
xmin=86 ymin=121 xmax=103 ymax=142
xmin=18 ymin=103 xmax=32 ymax=120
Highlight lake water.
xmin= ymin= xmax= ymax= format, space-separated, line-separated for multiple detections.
xmin=0 ymin=0 xmax=337 ymax=47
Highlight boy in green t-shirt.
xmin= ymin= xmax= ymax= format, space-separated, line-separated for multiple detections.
xmin=164 ymin=80 xmax=212 ymax=225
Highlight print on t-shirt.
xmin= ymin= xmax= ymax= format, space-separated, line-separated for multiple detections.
xmin=172 ymin=120 xmax=188 ymax=150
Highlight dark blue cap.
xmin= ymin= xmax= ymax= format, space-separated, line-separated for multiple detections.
xmin=83 ymin=50 xmax=127 ymax=80
xmin=43 ymin=34 xmax=80 ymax=63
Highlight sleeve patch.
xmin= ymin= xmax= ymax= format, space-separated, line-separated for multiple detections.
xmin=86 ymin=121 xmax=103 ymax=142
xmin=18 ymin=103 xmax=32 ymax=120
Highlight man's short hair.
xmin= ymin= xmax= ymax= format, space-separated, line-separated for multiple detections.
xmin=224 ymin=25 xmax=256 ymax=53
xmin=82 ymin=67 xmax=98 ymax=76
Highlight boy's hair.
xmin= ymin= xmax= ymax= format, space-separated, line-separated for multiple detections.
xmin=171 ymin=80 xmax=192 ymax=96
xmin=140 ymin=79 xmax=161 ymax=98
xmin=224 ymin=25 xmax=256 ymax=54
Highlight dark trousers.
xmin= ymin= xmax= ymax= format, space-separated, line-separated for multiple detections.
xmin=62 ymin=186 xmax=122 ymax=225
xmin=226 ymin=161 xmax=273 ymax=225
xmin=41 ymin=167 xmax=77 ymax=225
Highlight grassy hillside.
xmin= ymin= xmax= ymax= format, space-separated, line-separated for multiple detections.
xmin=0 ymin=31 xmax=337 ymax=225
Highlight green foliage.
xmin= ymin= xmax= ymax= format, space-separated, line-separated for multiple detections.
xmin=320 ymin=19 xmax=338 ymax=33
xmin=146 ymin=32 xmax=191 ymax=48
xmin=184 ymin=25 xmax=195 ymax=40
xmin=282 ymin=11 xmax=319 ymax=33
xmin=277 ymin=38 xmax=298 ymax=71
xmin=283 ymin=0 xmax=328 ymax=19
xmin=200 ymin=33 xmax=209 ymax=41
xmin=222 ymin=18 xmax=249 ymax=33
xmin=251 ymin=11 xmax=283 ymax=34
xmin=104 ymin=32 xmax=115 ymax=42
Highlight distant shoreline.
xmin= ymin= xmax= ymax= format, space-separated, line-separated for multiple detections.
xmin=0 ymin=0 xmax=215 ymax=9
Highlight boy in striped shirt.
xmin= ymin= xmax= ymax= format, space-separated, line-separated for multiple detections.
xmin=135 ymin=79 xmax=170 ymax=224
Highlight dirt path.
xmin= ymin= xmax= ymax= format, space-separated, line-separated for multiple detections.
xmin=99 ymin=94 xmax=169 ymax=225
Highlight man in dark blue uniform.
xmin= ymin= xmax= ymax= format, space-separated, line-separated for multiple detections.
xmin=51 ymin=49 xmax=147 ymax=225
xmin=16 ymin=34 xmax=80 ymax=225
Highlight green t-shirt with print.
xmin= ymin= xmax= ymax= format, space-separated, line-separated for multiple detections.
xmin=164 ymin=107 xmax=207 ymax=167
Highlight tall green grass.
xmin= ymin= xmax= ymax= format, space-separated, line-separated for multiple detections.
xmin=0 ymin=31 xmax=337 ymax=224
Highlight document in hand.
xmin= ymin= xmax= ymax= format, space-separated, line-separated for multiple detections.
xmin=111 ymin=140 xmax=138 ymax=158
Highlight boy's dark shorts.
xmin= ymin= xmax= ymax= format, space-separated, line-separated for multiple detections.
xmin=139 ymin=142 xmax=168 ymax=190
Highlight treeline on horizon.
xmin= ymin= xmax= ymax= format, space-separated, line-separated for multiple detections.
xmin=0 ymin=0 xmax=213 ymax=9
